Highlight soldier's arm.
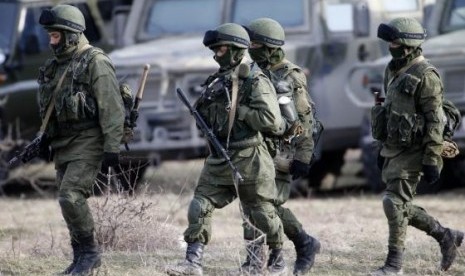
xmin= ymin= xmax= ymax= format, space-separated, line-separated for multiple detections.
xmin=237 ymin=74 xmax=286 ymax=135
xmin=90 ymin=54 xmax=125 ymax=153
xmin=418 ymin=71 xmax=444 ymax=166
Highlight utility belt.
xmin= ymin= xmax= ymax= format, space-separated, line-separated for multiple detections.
xmin=210 ymin=134 xmax=263 ymax=157
xmin=57 ymin=120 xmax=99 ymax=136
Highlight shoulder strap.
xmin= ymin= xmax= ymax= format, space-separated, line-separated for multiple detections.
xmin=40 ymin=44 xmax=93 ymax=134
xmin=387 ymin=56 xmax=425 ymax=87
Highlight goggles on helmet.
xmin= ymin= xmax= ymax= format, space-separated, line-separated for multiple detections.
xmin=203 ymin=30 xmax=249 ymax=48
xmin=39 ymin=9 xmax=85 ymax=32
xmin=243 ymin=26 xmax=284 ymax=47
xmin=377 ymin=23 xmax=426 ymax=42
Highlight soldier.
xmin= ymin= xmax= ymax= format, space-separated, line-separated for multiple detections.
xmin=38 ymin=5 xmax=124 ymax=275
xmin=241 ymin=18 xmax=321 ymax=275
xmin=165 ymin=23 xmax=287 ymax=276
xmin=370 ymin=17 xmax=464 ymax=275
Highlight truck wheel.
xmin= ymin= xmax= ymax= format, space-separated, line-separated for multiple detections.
xmin=441 ymin=156 xmax=465 ymax=189
xmin=360 ymin=141 xmax=385 ymax=193
xmin=308 ymin=150 xmax=345 ymax=187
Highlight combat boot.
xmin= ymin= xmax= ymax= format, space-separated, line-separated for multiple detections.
xmin=369 ymin=247 xmax=403 ymax=276
xmin=290 ymin=230 xmax=320 ymax=275
xmin=59 ymin=239 xmax=80 ymax=275
xmin=165 ymin=242 xmax=204 ymax=276
xmin=429 ymin=222 xmax=464 ymax=271
xmin=239 ymin=241 xmax=266 ymax=275
xmin=71 ymin=234 xmax=101 ymax=276
xmin=267 ymin=248 xmax=287 ymax=275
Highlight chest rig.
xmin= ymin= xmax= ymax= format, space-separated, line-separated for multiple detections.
xmin=38 ymin=47 xmax=104 ymax=127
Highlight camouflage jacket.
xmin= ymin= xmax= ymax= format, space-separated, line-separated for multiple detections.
xmin=378 ymin=55 xmax=444 ymax=166
xmin=38 ymin=37 xmax=124 ymax=165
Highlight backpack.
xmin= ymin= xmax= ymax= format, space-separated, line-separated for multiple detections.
xmin=408 ymin=61 xmax=461 ymax=158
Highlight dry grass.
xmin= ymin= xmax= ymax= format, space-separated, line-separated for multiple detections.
xmin=0 ymin=159 xmax=464 ymax=276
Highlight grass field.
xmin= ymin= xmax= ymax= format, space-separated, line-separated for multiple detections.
xmin=0 ymin=159 xmax=464 ymax=276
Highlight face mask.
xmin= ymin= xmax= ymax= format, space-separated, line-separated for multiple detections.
xmin=248 ymin=47 xmax=270 ymax=68
xmin=389 ymin=46 xmax=405 ymax=59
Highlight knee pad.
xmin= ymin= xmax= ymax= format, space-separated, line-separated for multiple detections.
xmin=250 ymin=205 xmax=280 ymax=235
xmin=58 ymin=191 xmax=86 ymax=217
xmin=187 ymin=196 xmax=214 ymax=225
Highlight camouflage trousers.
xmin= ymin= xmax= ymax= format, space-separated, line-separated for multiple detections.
xmin=184 ymin=174 xmax=284 ymax=249
xmin=56 ymin=160 xmax=100 ymax=239
xmin=381 ymin=152 xmax=440 ymax=250
xmin=244 ymin=171 xmax=303 ymax=241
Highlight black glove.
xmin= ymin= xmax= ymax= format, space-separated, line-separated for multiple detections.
xmin=422 ymin=165 xmax=440 ymax=185
xmin=289 ymin=160 xmax=310 ymax=180
xmin=102 ymin=152 xmax=120 ymax=173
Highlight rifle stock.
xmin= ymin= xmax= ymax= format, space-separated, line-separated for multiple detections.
xmin=176 ymin=88 xmax=243 ymax=182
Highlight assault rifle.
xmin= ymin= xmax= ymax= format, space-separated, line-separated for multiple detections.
xmin=176 ymin=88 xmax=243 ymax=182
xmin=8 ymin=133 xmax=49 ymax=168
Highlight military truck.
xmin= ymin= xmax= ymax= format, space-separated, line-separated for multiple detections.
xmin=346 ymin=0 xmax=465 ymax=192
xmin=0 ymin=0 xmax=128 ymax=195
xmin=109 ymin=0 xmax=433 ymax=190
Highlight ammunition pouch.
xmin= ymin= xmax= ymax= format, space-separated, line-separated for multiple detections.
xmin=274 ymin=155 xmax=291 ymax=173
xmin=371 ymin=105 xmax=387 ymax=141
xmin=386 ymin=111 xmax=424 ymax=148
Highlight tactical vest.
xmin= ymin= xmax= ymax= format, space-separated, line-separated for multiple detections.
xmin=372 ymin=60 xmax=442 ymax=148
xmin=38 ymin=47 xmax=105 ymax=135
xmin=196 ymin=68 xmax=263 ymax=149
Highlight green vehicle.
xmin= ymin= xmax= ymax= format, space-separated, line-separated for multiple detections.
xmin=346 ymin=0 xmax=465 ymax=192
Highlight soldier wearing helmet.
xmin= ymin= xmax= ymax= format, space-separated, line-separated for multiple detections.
xmin=38 ymin=4 xmax=124 ymax=275
xmin=370 ymin=17 xmax=464 ymax=275
xmin=165 ymin=23 xmax=287 ymax=275
xmin=241 ymin=17 xmax=320 ymax=275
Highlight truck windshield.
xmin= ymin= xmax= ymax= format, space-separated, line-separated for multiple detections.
xmin=231 ymin=0 xmax=307 ymax=30
xmin=444 ymin=0 xmax=465 ymax=31
xmin=142 ymin=0 xmax=222 ymax=39
xmin=0 ymin=3 xmax=18 ymax=52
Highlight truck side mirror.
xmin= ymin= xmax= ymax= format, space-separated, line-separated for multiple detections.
xmin=113 ymin=5 xmax=131 ymax=48
xmin=353 ymin=2 xmax=370 ymax=37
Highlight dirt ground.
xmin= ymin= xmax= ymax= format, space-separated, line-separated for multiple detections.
xmin=0 ymin=159 xmax=464 ymax=275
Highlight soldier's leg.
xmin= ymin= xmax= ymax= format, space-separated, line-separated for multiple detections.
xmin=57 ymin=160 xmax=101 ymax=275
xmin=167 ymin=177 xmax=235 ymax=276
xmin=239 ymin=182 xmax=285 ymax=275
xmin=407 ymin=204 xmax=464 ymax=271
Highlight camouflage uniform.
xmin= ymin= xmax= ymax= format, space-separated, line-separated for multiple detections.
xmin=166 ymin=23 xmax=285 ymax=276
xmin=244 ymin=18 xmax=321 ymax=275
xmin=371 ymin=17 xmax=464 ymax=275
xmin=38 ymin=5 xmax=124 ymax=275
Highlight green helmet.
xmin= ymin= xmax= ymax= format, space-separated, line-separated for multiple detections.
xmin=246 ymin=18 xmax=285 ymax=48
xmin=203 ymin=23 xmax=250 ymax=49
xmin=377 ymin=17 xmax=426 ymax=47
xmin=39 ymin=4 xmax=86 ymax=33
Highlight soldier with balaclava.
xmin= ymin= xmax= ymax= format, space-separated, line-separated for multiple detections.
xmin=38 ymin=4 xmax=124 ymax=275
xmin=370 ymin=17 xmax=464 ymax=275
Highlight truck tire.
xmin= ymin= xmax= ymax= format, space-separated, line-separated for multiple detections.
xmin=360 ymin=140 xmax=385 ymax=193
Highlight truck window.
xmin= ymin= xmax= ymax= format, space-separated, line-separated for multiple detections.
xmin=445 ymin=0 xmax=465 ymax=30
xmin=381 ymin=0 xmax=419 ymax=12
xmin=141 ymin=0 xmax=222 ymax=40
xmin=324 ymin=3 xmax=353 ymax=32
xmin=0 ymin=3 xmax=18 ymax=53
xmin=231 ymin=0 xmax=307 ymax=30
xmin=19 ymin=7 xmax=51 ymax=55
